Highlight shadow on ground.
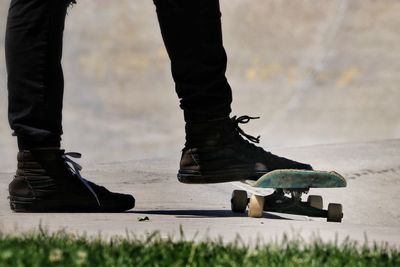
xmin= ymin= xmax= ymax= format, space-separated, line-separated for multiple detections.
xmin=130 ymin=209 xmax=290 ymax=220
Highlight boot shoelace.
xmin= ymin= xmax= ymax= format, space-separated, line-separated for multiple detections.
xmin=62 ymin=152 xmax=101 ymax=207
xmin=231 ymin=115 xmax=261 ymax=143
xmin=231 ymin=115 xmax=275 ymax=156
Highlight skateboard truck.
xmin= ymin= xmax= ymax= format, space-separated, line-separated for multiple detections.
xmin=231 ymin=188 xmax=343 ymax=222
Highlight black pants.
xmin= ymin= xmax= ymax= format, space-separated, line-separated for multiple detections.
xmin=5 ymin=0 xmax=232 ymax=150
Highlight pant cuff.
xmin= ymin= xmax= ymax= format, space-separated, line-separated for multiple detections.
xmin=17 ymin=136 xmax=61 ymax=151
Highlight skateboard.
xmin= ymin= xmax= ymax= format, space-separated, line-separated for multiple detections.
xmin=230 ymin=169 xmax=347 ymax=222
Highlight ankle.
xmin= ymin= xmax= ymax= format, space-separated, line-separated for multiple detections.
xmin=17 ymin=136 xmax=60 ymax=151
xmin=184 ymin=117 xmax=231 ymax=148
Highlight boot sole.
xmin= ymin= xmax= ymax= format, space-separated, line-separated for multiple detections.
xmin=9 ymin=195 xmax=135 ymax=213
xmin=178 ymin=169 xmax=267 ymax=184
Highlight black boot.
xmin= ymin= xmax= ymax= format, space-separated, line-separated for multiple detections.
xmin=8 ymin=149 xmax=135 ymax=212
xmin=178 ymin=116 xmax=313 ymax=183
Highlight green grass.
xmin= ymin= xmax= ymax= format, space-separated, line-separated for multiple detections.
xmin=0 ymin=230 xmax=398 ymax=267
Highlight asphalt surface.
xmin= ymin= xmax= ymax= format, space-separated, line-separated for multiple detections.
xmin=0 ymin=0 xmax=399 ymax=246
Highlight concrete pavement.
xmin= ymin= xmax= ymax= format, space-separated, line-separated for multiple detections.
xmin=1 ymin=139 xmax=399 ymax=246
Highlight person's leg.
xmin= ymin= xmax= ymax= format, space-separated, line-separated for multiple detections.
xmin=6 ymin=0 xmax=69 ymax=149
xmin=6 ymin=0 xmax=134 ymax=211
xmin=153 ymin=0 xmax=232 ymax=122
xmin=153 ymin=0 xmax=312 ymax=183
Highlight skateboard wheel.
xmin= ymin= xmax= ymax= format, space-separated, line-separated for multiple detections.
xmin=231 ymin=190 xmax=248 ymax=213
xmin=327 ymin=203 xmax=343 ymax=222
xmin=248 ymin=195 xmax=264 ymax=218
xmin=307 ymin=195 xmax=323 ymax=209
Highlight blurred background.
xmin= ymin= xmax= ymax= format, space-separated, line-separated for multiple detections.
xmin=1 ymin=0 xmax=399 ymax=172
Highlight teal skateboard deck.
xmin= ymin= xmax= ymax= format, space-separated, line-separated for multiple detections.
xmin=230 ymin=169 xmax=347 ymax=222
xmin=244 ymin=169 xmax=347 ymax=189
